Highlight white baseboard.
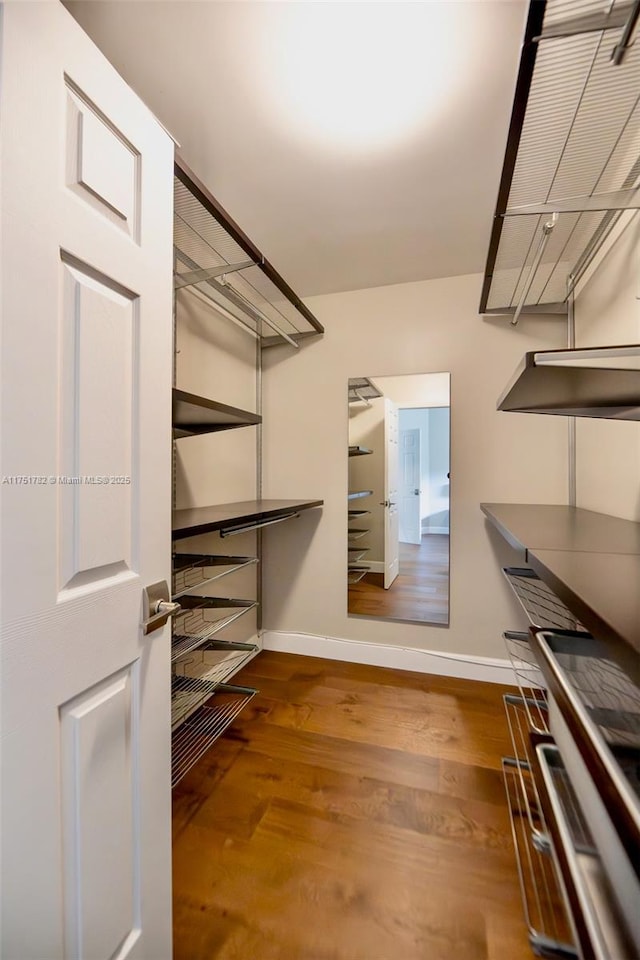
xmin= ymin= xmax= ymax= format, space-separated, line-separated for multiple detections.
xmin=422 ymin=526 xmax=449 ymax=535
xmin=359 ymin=559 xmax=384 ymax=574
xmin=262 ymin=630 xmax=517 ymax=686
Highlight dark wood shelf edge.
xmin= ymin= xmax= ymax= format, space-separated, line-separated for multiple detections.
xmin=527 ymin=549 xmax=640 ymax=686
xmin=480 ymin=502 xmax=640 ymax=556
xmin=496 ymin=358 xmax=640 ymax=421
xmin=481 ymin=502 xmax=640 ymax=680
xmin=348 ymin=446 xmax=373 ymax=457
xmin=173 ymin=388 xmax=261 ymax=436
xmin=173 ymin=499 xmax=323 ymax=541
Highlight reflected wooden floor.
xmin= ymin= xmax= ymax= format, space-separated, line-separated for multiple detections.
xmin=348 ymin=534 xmax=449 ymax=623
xmin=172 ymin=652 xmax=534 ymax=960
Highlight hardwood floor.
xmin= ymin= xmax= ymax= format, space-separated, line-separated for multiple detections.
xmin=348 ymin=534 xmax=449 ymax=623
xmin=172 ymin=652 xmax=535 ymax=960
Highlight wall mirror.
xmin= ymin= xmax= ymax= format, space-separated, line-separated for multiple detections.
xmin=347 ymin=373 xmax=450 ymax=625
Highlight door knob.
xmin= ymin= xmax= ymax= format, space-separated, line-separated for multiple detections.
xmin=414 ymin=488 xmax=420 ymax=495
xmin=142 ymin=580 xmax=182 ymax=635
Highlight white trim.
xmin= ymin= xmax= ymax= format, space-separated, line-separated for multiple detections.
xmin=262 ymin=631 xmax=517 ymax=685
xmin=423 ymin=526 xmax=449 ymax=535
xmin=359 ymin=559 xmax=384 ymax=574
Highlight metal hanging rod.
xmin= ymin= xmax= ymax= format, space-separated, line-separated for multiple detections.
xmin=218 ymin=275 xmax=300 ymax=349
xmin=174 ymin=244 xmax=299 ymax=348
xmin=174 ymin=259 xmax=254 ymax=290
xmin=174 ymin=246 xmax=261 ymax=339
xmin=511 ymin=213 xmax=558 ymax=326
xmin=220 ymin=512 xmax=299 ymax=538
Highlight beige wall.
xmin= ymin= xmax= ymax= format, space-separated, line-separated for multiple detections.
xmin=574 ymin=213 xmax=640 ymax=522
xmin=261 ymin=272 xmax=567 ymax=659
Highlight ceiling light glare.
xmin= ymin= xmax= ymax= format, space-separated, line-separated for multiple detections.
xmin=265 ymin=2 xmax=467 ymax=153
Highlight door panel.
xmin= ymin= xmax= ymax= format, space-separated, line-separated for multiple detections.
xmin=60 ymin=666 xmax=138 ymax=960
xmin=60 ymin=258 xmax=137 ymax=588
xmin=1 ymin=5 xmax=173 ymax=957
xmin=399 ymin=426 xmax=421 ymax=544
xmin=66 ymin=79 xmax=140 ymax=238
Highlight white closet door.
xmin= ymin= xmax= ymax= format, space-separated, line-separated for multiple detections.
xmin=383 ymin=399 xmax=400 ymax=587
xmin=1 ymin=4 xmax=173 ymax=958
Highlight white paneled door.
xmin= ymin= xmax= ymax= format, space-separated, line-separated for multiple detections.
xmin=399 ymin=427 xmax=421 ymax=545
xmin=1 ymin=4 xmax=173 ymax=958
xmin=383 ymin=399 xmax=399 ymax=588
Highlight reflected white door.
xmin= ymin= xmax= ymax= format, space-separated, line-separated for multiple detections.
xmin=383 ymin=399 xmax=399 ymax=588
xmin=399 ymin=427 xmax=421 ymax=545
xmin=1 ymin=5 xmax=173 ymax=958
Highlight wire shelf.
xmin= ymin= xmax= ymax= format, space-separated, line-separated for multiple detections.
xmin=347 ymin=567 xmax=369 ymax=585
xmin=171 ymin=646 xmax=257 ymax=726
xmin=503 ymin=631 xmax=550 ymax=734
xmin=348 ymin=510 xmax=371 ymax=520
xmin=173 ymin=163 xmax=322 ymax=346
xmin=482 ymin=0 xmax=640 ymax=314
xmin=348 ymin=548 xmax=370 ymax=563
xmin=348 ymin=529 xmax=369 ymax=542
xmin=503 ymin=758 xmax=578 ymax=957
xmin=171 ymin=596 xmax=257 ymax=661
xmin=172 ymin=553 xmax=258 ymax=599
xmin=503 ymin=567 xmax=588 ymax=631
xmin=348 ymin=377 xmax=383 ymax=403
xmin=504 ymin=694 xmax=552 ymax=849
xmin=171 ymin=684 xmax=257 ymax=787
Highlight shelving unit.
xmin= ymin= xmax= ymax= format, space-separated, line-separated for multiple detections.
xmin=484 ymin=501 xmax=640 ymax=956
xmin=347 ymin=471 xmax=372 ymax=579
xmin=496 ymin=346 xmax=640 ymax=420
xmin=482 ymin=503 xmax=640 ymax=682
xmin=501 ymin=640 xmax=577 ymax=956
xmin=347 ymin=378 xmax=378 ymax=587
xmin=348 ymin=377 xmax=382 ymax=405
xmin=174 ymin=157 xmax=324 ymax=348
xmin=172 ymin=499 xmax=323 ymax=541
xmin=479 ymin=0 xmax=640 ymax=322
xmin=170 ymin=157 xmax=324 ymax=786
xmin=172 ymin=388 xmax=262 ymax=438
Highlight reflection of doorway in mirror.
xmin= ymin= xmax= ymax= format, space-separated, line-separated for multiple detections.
xmin=348 ymin=373 xmax=450 ymax=626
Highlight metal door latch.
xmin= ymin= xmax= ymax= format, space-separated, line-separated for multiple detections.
xmin=142 ymin=580 xmax=181 ymax=635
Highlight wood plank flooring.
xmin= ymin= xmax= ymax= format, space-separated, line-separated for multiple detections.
xmin=172 ymin=652 xmax=534 ymax=960
xmin=348 ymin=534 xmax=449 ymax=623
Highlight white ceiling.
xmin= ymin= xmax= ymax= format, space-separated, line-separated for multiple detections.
xmin=65 ymin=0 xmax=528 ymax=298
